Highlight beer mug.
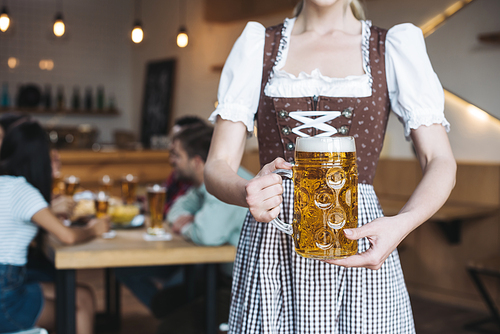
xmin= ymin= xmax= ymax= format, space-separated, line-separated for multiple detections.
xmin=64 ymin=175 xmax=80 ymax=196
xmin=121 ymin=174 xmax=138 ymax=204
xmin=271 ymin=136 xmax=358 ymax=260
xmin=147 ymin=184 xmax=167 ymax=236
xmin=94 ymin=191 xmax=109 ymax=218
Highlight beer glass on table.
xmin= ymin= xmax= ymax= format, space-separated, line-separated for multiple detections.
xmin=64 ymin=175 xmax=80 ymax=196
xmin=271 ymin=136 xmax=358 ymax=260
xmin=147 ymin=184 xmax=167 ymax=236
xmin=94 ymin=191 xmax=109 ymax=218
xmin=99 ymin=175 xmax=113 ymax=195
xmin=52 ymin=171 xmax=65 ymax=196
xmin=121 ymin=174 xmax=138 ymax=204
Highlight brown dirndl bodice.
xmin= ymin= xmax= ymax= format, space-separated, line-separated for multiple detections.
xmin=256 ymin=23 xmax=391 ymax=185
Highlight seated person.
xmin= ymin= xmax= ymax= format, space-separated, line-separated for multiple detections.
xmin=115 ymin=123 xmax=252 ymax=316
xmin=167 ymin=125 xmax=252 ymax=255
xmin=0 ymin=113 xmax=75 ymax=283
xmin=163 ymin=115 xmax=207 ymax=215
xmin=0 ymin=119 xmax=109 ymax=334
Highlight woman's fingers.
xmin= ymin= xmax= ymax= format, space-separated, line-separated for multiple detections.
xmin=323 ymin=217 xmax=406 ymax=270
xmin=246 ymin=172 xmax=284 ymax=222
xmin=257 ymin=157 xmax=292 ymax=177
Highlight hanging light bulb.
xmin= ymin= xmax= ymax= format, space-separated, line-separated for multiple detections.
xmin=177 ymin=26 xmax=188 ymax=48
xmin=0 ymin=6 xmax=10 ymax=32
xmin=53 ymin=12 xmax=65 ymax=37
xmin=131 ymin=20 xmax=143 ymax=43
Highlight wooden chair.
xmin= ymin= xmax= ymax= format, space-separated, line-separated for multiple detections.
xmin=465 ymin=256 xmax=500 ymax=333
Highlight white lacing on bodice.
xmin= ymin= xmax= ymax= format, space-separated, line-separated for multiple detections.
xmin=289 ymin=111 xmax=342 ymax=137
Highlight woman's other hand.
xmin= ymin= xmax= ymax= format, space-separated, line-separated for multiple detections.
xmin=87 ymin=216 xmax=111 ymax=236
xmin=245 ymin=157 xmax=292 ymax=223
xmin=323 ymin=215 xmax=409 ymax=270
xmin=50 ymin=195 xmax=76 ymax=218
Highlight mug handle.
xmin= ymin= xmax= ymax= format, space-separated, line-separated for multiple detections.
xmin=269 ymin=169 xmax=293 ymax=235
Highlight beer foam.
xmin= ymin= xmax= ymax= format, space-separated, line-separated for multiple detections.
xmin=295 ymin=137 xmax=356 ymax=153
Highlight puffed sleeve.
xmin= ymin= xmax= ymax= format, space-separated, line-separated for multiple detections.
xmin=386 ymin=23 xmax=450 ymax=140
xmin=208 ymin=22 xmax=266 ymax=132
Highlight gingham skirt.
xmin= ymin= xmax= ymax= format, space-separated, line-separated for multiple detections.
xmin=229 ymin=180 xmax=415 ymax=334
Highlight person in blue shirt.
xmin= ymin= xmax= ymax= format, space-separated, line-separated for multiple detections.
xmin=115 ymin=123 xmax=252 ymax=318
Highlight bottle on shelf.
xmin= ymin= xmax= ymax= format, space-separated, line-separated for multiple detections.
xmin=97 ymin=85 xmax=104 ymax=110
xmin=43 ymin=84 xmax=52 ymax=110
xmin=1 ymin=82 xmax=10 ymax=108
xmin=108 ymin=93 xmax=116 ymax=111
xmin=71 ymin=86 xmax=81 ymax=111
xmin=84 ymin=86 xmax=93 ymax=111
xmin=56 ymin=85 xmax=65 ymax=110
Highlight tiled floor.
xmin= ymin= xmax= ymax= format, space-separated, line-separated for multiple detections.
xmin=78 ymin=269 xmax=498 ymax=334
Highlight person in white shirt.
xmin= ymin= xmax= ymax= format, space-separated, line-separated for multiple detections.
xmin=203 ymin=0 xmax=456 ymax=333
xmin=0 ymin=119 xmax=109 ymax=334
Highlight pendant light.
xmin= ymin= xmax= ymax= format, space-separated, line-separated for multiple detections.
xmin=53 ymin=0 xmax=65 ymax=37
xmin=131 ymin=0 xmax=143 ymax=43
xmin=176 ymin=0 xmax=188 ymax=48
xmin=0 ymin=5 xmax=10 ymax=32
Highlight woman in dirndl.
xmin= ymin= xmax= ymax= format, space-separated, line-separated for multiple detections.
xmin=204 ymin=0 xmax=457 ymax=333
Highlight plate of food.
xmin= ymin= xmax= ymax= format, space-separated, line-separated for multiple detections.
xmin=109 ymin=204 xmax=144 ymax=229
xmin=70 ymin=192 xmax=144 ymax=229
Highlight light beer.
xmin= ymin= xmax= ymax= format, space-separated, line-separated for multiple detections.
xmin=99 ymin=175 xmax=113 ymax=195
xmin=52 ymin=171 xmax=65 ymax=196
xmin=292 ymin=137 xmax=358 ymax=260
xmin=121 ymin=174 xmax=138 ymax=204
xmin=147 ymin=184 xmax=166 ymax=235
xmin=94 ymin=191 xmax=109 ymax=218
xmin=64 ymin=175 xmax=80 ymax=196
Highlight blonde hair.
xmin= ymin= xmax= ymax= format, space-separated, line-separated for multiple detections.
xmin=294 ymin=0 xmax=366 ymax=21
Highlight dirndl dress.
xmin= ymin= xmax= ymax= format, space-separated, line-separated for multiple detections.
xmin=227 ymin=21 xmax=416 ymax=334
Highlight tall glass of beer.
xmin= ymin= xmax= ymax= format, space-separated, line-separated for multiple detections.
xmin=271 ymin=136 xmax=358 ymax=260
xmin=99 ymin=175 xmax=113 ymax=195
xmin=147 ymin=184 xmax=167 ymax=236
xmin=121 ymin=174 xmax=138 ymax=204
xmin=64 ymin=175 xmax=80 ymax=196
xmin=94 ymin=191 xmax=109 ymax=218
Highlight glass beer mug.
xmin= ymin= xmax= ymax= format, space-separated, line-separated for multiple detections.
xmin=271 ymin=136 xmax=358 ymax=260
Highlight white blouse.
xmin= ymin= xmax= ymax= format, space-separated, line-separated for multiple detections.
xmin=209 ymin=18 xmax=450 ymax=140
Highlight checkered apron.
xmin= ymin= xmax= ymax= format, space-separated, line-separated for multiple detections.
xmin=228 ymin=182 xmax=415 ymax=333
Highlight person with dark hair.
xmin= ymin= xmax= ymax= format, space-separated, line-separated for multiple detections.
xmin=0 ymin=119 xmax=109 ymax=334
xmin=162 ymin=115 xmax=208 ymax=215
xmin=167 ymin=124 xmax=252 ymax=246
xmin=0 ymin=113 xmax=75 ymax=285
xmin=115 ymin=123 xmax=253 ymax=321
xmin=0 ymin=113 xmax=75 ymax=218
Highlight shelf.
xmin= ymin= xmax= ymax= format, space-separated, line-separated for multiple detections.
xmin=0 ymin=107 xmax=120 ymax=117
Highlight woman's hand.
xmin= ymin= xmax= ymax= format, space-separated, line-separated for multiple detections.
xmin=87 ymin=216 xmax=111 ymax=236
xmin=245 ymin=158 xmax=292 ymax=223
xmin=50 ymin=195 xmax=76 ymax=218
xmin=324 ymin=214 xmax=410 ymax=270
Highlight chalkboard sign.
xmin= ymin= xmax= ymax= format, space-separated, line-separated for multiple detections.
xmin=140 ymin=59 xmax=176 ymax=148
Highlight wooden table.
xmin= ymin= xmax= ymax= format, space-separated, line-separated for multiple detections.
xmin=43 ymin=228 xmax=237 ymax=334
xmin=378 ymin=197 xmax=500 ymax=243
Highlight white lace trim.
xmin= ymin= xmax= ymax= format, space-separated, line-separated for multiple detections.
xmin=265 ymin=20 xmax=373 ymax=98
xmin=403 ymin=111 xmax=451 ymax=140
xmin=362 ymin=20 xmax=373 ymax=87
xmin=208 ymin=104 xmax=256 ymax=132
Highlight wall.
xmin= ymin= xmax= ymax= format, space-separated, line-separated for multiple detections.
xmin=0 ymin=0 xmax=133 ymax=143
